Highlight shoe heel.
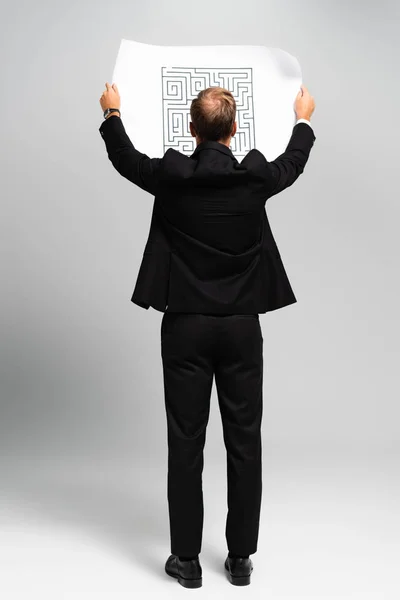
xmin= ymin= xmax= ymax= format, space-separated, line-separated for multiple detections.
xmin=227 ymin=573 xmax=251 ymax=586
xmin=178 ymin=576 xmax=202 ymax=589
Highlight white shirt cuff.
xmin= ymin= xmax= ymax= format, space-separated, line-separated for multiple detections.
xmin=296 ymin=118 xmax=312 ymax=127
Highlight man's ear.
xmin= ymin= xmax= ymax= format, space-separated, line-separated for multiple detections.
xmin=189 ymin=122 xmax=196 ymax=138
xmin=231 ymin=121 xmax=237 ymax=137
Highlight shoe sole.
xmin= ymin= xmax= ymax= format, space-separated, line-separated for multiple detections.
xmin=165 ymin=567 xmax=202 ymax=588
xmin=225 ymin=564 xmax=252 ymax=586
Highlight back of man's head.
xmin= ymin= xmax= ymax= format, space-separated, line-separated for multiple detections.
xmin=190 ymin=86 xmax=236 ymax=143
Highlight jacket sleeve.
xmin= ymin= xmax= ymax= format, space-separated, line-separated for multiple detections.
xmin=99 ymin=116 xmax=162 ymax=196
xmin=258 ymin=122 xmax=316 ymax=200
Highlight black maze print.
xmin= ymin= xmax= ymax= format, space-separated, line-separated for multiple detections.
xmin=161 ymin=67 xmax=256 ymax=158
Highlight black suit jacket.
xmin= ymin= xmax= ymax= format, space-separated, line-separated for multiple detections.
xmin=99 ymin=116 xmax=316 ymax=314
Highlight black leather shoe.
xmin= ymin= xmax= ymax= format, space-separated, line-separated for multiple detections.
xmin=165 ymin=554 xmax=202 ymax=588
xmin=224 ymin=555 xmax=253 ymax=586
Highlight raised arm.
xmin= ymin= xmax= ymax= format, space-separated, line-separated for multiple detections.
xmin=99 ymin=82 xmax=162 ymax=196
xmin=99 ymin=115 xmax=162 ymax=195
xmin=261 ymin=84 xmax=316 ymax=199
xmin=263 ymin=120 xmax=316 ymax=198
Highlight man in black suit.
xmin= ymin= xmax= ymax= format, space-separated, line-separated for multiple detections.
xmin=99 ymin=82 xmax=316 ymax=588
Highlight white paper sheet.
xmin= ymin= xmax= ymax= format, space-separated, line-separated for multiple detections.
xmin=111 ymin=39 xmax=302 ymax=161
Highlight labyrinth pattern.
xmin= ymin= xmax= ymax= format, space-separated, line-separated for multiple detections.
xmin=161 ymin=67 xmax=255 ymax=158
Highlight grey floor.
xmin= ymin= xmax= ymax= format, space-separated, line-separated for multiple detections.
xmin=1 ymin=446 xmax=398 ymax=599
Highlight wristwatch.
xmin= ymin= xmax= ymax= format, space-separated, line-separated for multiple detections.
xmin=103 ymin=108 xmax=121 ymax=119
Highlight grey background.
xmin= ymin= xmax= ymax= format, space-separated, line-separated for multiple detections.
xmin=1 ymin=0 xmax=399 ymax=598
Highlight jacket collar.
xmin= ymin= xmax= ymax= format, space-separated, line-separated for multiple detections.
xmin=190 ymin=140 xmax=234 ymax=158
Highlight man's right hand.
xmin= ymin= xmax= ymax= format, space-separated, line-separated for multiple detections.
xmin=295 ymin=84 xmax=315 ymax=121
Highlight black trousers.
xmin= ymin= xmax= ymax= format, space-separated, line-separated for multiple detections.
xmin=160 ymin=312 xmax=264 ymax=557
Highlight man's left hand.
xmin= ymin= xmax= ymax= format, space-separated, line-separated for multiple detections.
xmin=99 ymin=82 xmax=121 ymax=113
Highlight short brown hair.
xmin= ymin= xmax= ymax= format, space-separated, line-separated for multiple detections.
xmin=190 ymin=86 xmax=236 ymax=142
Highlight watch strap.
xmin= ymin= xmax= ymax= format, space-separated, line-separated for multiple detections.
xmin=103 ymin=108 xmax=121 ymax=118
